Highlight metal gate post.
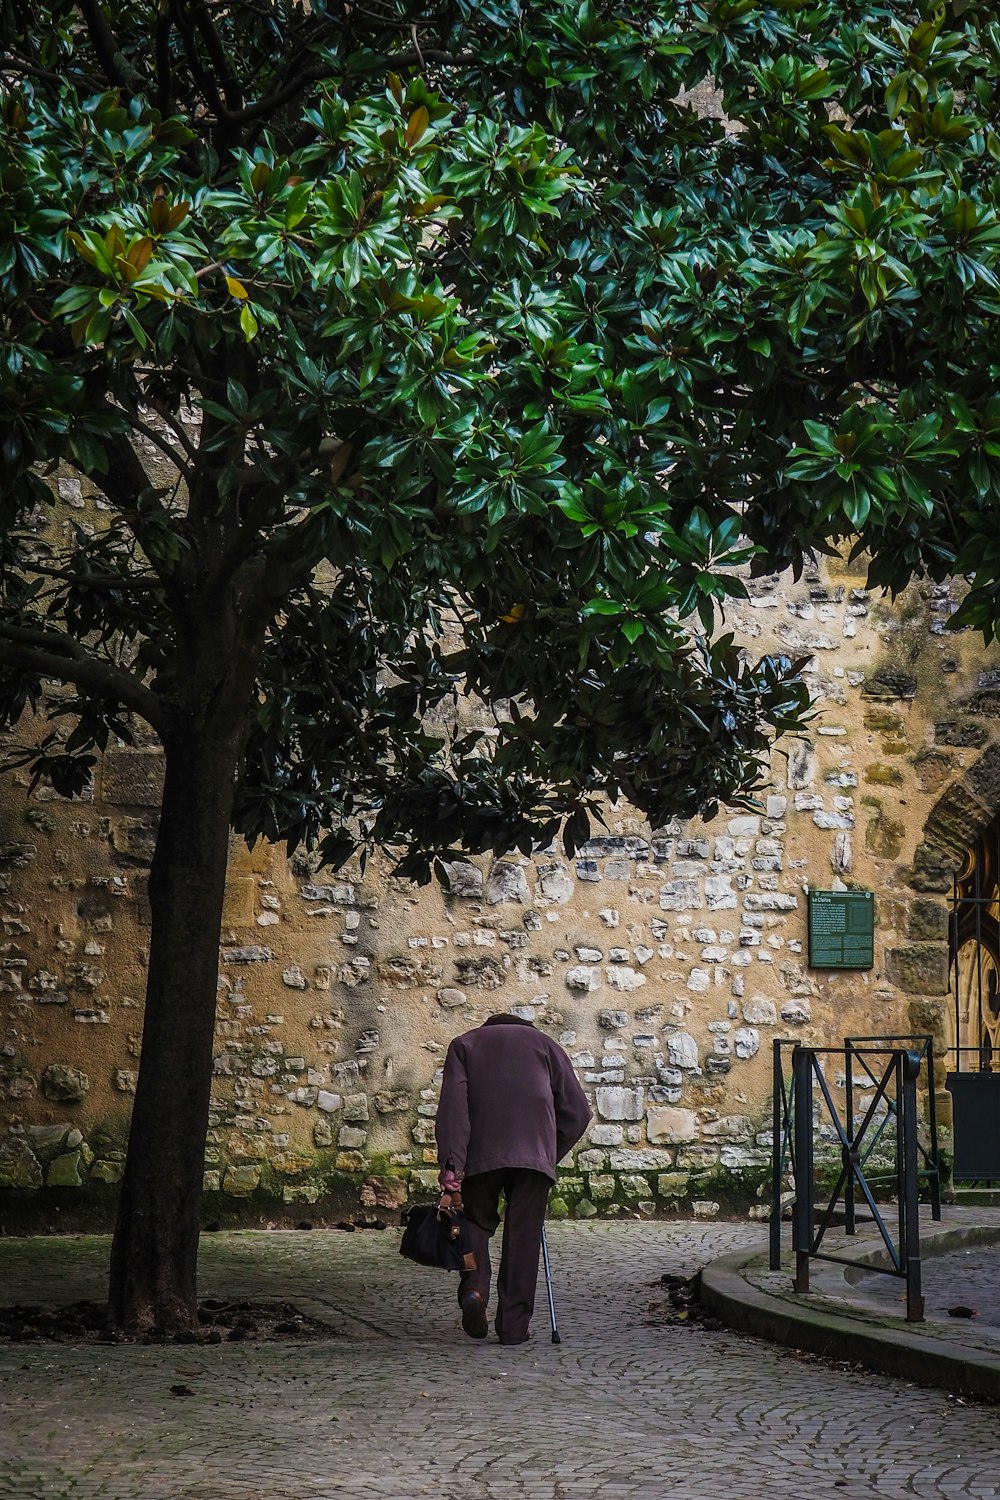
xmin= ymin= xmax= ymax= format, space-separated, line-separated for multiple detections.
xmin=902 ymin=1049 xmax=925 ymax=1322
xmin=926 ymin=1037 xmax=942 ymax=1221
xmin=845 ymin=1037 xmax=856 ymax=1235
xmin=770 ymin=1040 xmax=784 ymax=1271
xmin=792 ymin=1046 xmax=813 ymax=1294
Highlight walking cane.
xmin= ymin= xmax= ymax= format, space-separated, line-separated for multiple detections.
xmin=541 ymin=1225 xmax=561 ymax=1345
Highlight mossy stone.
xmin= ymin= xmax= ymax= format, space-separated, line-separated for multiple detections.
xmin=866 ymin=810 xmax=906 ymax=859
xmin=864 ymin=764 xmax=903 ymax=787
xmin=47 ymin=1150 xmax=84 ymax=1187
xmin=908 ymin=899 xmax=948 ymax=941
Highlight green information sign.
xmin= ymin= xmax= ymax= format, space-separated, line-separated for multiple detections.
xmin=807 ymin=890 xmax=875 ymax=970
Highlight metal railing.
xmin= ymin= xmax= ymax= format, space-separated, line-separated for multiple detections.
xmin=770 ymin=1038 xmax=940 ymax=1323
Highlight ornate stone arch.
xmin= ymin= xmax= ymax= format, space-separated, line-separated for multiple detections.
xmin=910 ymin=738 xmax=1000 ymax=1073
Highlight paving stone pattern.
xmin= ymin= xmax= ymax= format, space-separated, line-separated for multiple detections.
xmin=2 ymin=1222 xmax=999 ymax=1500
xmin=858 ymin=1243 xmax=1000 ymax=1328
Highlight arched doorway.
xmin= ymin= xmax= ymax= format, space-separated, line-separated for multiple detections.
xmin=947 ymin=810 xmax=1000 ymax=1181
xmin=950 ymin=811 xmax=1000 ymax=1074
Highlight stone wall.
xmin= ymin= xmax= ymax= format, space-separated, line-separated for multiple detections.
xmin=2 ymin=549 xmax=999 ymax=1226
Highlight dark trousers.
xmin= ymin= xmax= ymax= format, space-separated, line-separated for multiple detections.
xmin=458 ymin=1167 xmax=551 ymax=1343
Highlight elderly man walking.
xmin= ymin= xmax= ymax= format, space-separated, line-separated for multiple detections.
xmin=435 ymin=1013 xmax=592 ymax=1345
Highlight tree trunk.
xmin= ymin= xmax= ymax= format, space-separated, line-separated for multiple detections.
xmin=107 ymin=722 xmax=243 ymax=1331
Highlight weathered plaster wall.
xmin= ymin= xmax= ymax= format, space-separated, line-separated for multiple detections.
xmin=2 ymin=545 xmax=999 ymax=1226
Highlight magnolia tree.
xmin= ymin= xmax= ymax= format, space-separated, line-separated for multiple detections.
xmin=1 ymin=1 xmax=999 ymax=1330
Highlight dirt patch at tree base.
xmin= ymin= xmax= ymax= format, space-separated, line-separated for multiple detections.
xmin=0 ymin=1298 xmax=338 ymax=1345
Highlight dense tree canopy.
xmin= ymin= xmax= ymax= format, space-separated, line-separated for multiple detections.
xmin=1 ymin=0 xmax=999 ymax=1328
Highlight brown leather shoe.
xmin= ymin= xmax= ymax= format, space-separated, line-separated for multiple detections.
xmin=460 ymin=1291 xmax=488 ymax=1339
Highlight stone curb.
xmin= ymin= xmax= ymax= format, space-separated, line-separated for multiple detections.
xmin=701 ymin=1228 xmax=1000 ymax=1403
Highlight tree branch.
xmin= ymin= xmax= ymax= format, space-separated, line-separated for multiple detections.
xmin=74 ymin=0 xmax=146 ymax=91
xmin=167 ymin=0 xmax=228 ymax=121
xmin=119 ymin=409 xmax=194 ymax=480
xmin=154 ymin=1 xmax=173 ymax=114
xmin=188 ymin=0 xmax=243 ymax=112
xmin=23 ymin=561 xmax=163 ymax=591
xmin=0 ymin=625 xmax=169 ymax=735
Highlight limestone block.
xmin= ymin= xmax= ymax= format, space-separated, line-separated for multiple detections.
xmin=742 ymin=996 xmax=777 ymax=1026
xmin=109 ymin=817 xmax=158 ymax=865
xmin=113 ymin=1069 xmax=137 ymax=1093
xmin=779 ymin=1000 xmax=811 ymax=1024
xmin=595 ymin=1086 xmax=644 ymax=1122
xmin=273 ymin=1151 xmax=315 ymax=1176
xmin=659 ymin=880 xmax=702 ymax=911
xmin=41 ymin=1064 xmax=89 ymax=1103
xmin=701 ymin=1115 xmax=753 ymax=1142
xmin=300 ymin=881 xmax=356 ymax=904
xmin=607 ymin=1148 xmax=675 ymax=1170
xmin=676 ymin=1144 xmax=720 ymax=1169
xmin=336 ymin=1151 xmax=366 ymax=1172
xmin=909 ymin=844 xmax=953 ymax=893
xmin=412 ymin=1119 xmax=437 ymax=1145
xmin=282 ymin=965 xmax=308 ymax=990
xmin=537 ymin=863 xmax=574 ymax=903
xmin=720 ymin=1145 xmax=768 ymax=1169
xmin=705 ymin=877 xmax=737 ymax=911
xmin=361 ymin=1176 xmax=408 ymax=1209
xmin=373 ymin=1090 xmax=410 ymax=1114
xmin=343 ymin=1093 xmax=370 ymax=1123
xmin=223 ymin=1165 xmax=262 ymax=1195
xmin=589 ymin=1124 xmax=623 ymax=1146
xmin=574 ymin=1198 xmax=598 ymax=1217
xmin=452 ymin=955 xmax=504 ymax=990
xmin=381 ymin=955 xmax=444 ymax=987
xmin=886 ymin=944 xmax=949 ymax=994
xmin=692 ymin=1200 xmax=720 ymax=1218
xmin=588 ymin=1174 xmax=617 ymax=1201
xmin=744 ymin=893 xmax=798 ymax=912
xmin=219 ymin=876 xmax=256 ymax=928
xmin=0 ymin=1136 xmax=43 ymax=1188
xmin=101 ymin=749 xmax=165 ymax=807
xmin=287 ymin=1086 xmax=319 ymax=1106
xmin=666 ymin=1033 xmax=700 ymax=1071
xmin=47 ymin=1150 xmax=83 ymax=1187
xmin=203 ymin=1170 xmax=221 ymax=1193
xmin=221 ymin=945 xmax=274 ymax=964
xmin=24 ymin=1124 xmax=70 ymax=1159
xmin=656 ymin=1173 xmax=689 ymax=1198
xmin=598 ymin=1009 xmax=628 ymax=1029
xmin=647 ymin=1107 xmax=697 ymax=1144
xmin=608 ymin=966 xmax=646 ymax=992
xmin=86 ymin=1158 xmax=120 ymax=1186
xmin=576 ymin=1150 xmax=606 ymax=1171
xmin=313 ymin=1119 xmax=334 ymax=1147
xmin=437 ymin=987 xmax=467 ymax=1008
xmin=733 ymin=1028 xmax=760 ymax=1060
xmin=619 ymin=1174 xmax=651 ymax=1200
xmin=566 ymin=966 xmax=600 ymax=993
xmin=907 ymin=900 xmax=948 ymax=941
xmin=283 ymin=1183 xmax=321 ymax=1204
xmin=1 ymin=1070 xmax=37 ymax=1100
xmin=486 ymin=861 xmax=530 ymax=904
xmin=443 ymin=861 xmax=484 ymax=898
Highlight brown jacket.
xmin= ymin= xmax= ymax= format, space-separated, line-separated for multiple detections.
xmin=435 ymin=1015 xmax=592 ymax=1182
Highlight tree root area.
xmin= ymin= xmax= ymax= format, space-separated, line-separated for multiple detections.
xmin=0 ymin=1297 xmax=338 ymax=1345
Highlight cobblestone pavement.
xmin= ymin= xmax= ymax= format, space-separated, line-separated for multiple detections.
xmin=858 ymin=1242 xmax=1000 ymax=1328
xmin=2 ymin=1221 xmax=999 ymax=1500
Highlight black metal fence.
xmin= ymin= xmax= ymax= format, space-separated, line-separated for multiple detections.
xmin=770 ymin=1036 xmax=941 ymax=1323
